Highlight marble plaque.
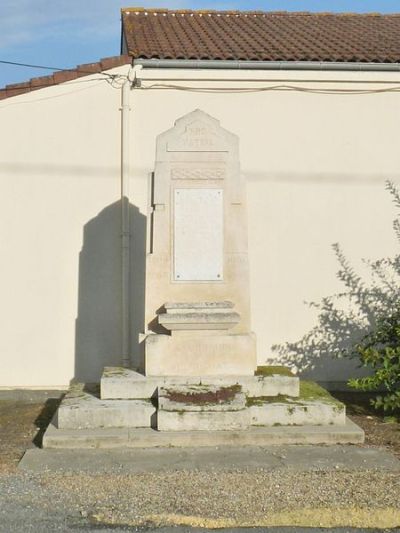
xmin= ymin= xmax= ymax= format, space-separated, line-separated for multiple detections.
xmin=174 ymin=188 xmax=223 ymax=281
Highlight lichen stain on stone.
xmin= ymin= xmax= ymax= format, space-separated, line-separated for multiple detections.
xmin=255 ymin=365 xmax=294 ymax=377
xmin=246 ymin=380 xmax=345 ymax=411
xmin=103 ymin=367 xmax=129 ymax=378
xmin=165 ymin=384 xmax=241 ymax=405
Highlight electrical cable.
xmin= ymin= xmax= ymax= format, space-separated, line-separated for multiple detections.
xmin=136 ymin=81 xmax=400 ymax=95
xmin=0 ymin=59 xmax=118 ymax=79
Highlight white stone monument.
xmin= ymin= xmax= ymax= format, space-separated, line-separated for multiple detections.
xmin=144 ymin=109 xmax=257 ymax=376
xmin=42 ymin=110 xmax=363 ymax=448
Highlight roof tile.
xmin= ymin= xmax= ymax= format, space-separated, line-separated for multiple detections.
xmin=0 ymin=55 xmax=131 ymax=102
xmin=122 ymin=8 xmax=400 ymax=63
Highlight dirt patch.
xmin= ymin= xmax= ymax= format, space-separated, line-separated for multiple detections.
xmin=0 ymin=398 xmax=61 ymax=473
xmin=332 ymin=391 xmax=400 ymax=459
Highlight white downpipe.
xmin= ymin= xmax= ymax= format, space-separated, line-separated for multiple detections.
xmin=121 ymin=79 xmax=131 ymax=368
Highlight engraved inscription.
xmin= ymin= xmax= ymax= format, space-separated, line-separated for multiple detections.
xmin=171 ymin=168 xmax=225 ymax=180
xmin=183 ymin=343 xmax=232 ymax=358
xmin=174 ymin=188 xmax=224 ymax=281
xmin=167 ymin=120 xmax=228 ymax=152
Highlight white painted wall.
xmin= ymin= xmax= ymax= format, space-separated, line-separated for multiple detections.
xmin=1 ymin=65 xmax=399 ymax=387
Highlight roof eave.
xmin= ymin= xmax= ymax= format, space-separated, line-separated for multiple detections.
xmin=134 ymin=58 xmax=400 ymax=72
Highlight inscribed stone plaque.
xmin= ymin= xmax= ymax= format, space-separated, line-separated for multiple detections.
xmin=174 ymin=188 xmax=223 ymax=281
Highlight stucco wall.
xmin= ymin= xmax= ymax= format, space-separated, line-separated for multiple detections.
xmin=1 ymin=65 xmax=399 ymax=387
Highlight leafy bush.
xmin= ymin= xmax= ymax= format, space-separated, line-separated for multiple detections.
xmin=273 ymin=180 xmax=400 ymax=414
xmin=349 ymin=308 xmax=400 ymax=413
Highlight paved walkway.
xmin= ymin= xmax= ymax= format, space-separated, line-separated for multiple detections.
xmin=3 ymin=445 xmax=398 ymax=531
xmin=19 ymin=444 xmax=400 ymax=473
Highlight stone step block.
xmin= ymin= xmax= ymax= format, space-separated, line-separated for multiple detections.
xmin=157 ymin=409 xmax=250 ymax=431
xmin=249 ymin=400 xmax=345 ymax=426
xmin=158 ymin=384 xmax=246 ymax=412
xmin=245 ymin=369 xmax=299 ymax=398
xmin=101 ymin=367 xmax=299 ymax=400
xmin=55 ymin=388 xmax=155 ymax=430
xmin=249 ymin=381 xmax=346 ymax=427
xmin=101 ymin=367 xmax=205 ymax=400
xmin=42 ymin=418 xmax=364 ymax=448
xmin=158 ymin=300 xmax=241 ymax=332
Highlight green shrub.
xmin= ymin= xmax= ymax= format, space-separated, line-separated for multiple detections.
xmin=348 ymin=309 xmax=400 ymax=414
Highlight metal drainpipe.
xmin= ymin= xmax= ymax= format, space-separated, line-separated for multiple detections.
xmin=121 ymin=79 xmax=131 ymax=368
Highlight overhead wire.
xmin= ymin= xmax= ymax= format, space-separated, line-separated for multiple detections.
xmin=0 ymin=60 xmax=134 ymax=109
xmin=0 ymin=81 xmax=110 ymax=109
xmin=136 ymin=81 xmax=400 ymax=95
xmin=2 ymin=55 xmax=400 ymax=107
xmin=0 ymin=59 xmax=119 ymax=79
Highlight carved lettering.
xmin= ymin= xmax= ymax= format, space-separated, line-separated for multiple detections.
xmin=171 ymin=168 xmax=225 ymax=180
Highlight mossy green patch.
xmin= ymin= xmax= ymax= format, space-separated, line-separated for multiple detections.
xmin=103 ymin=367 xmax=129 ymax=377
xmin=165 ymin=384 xmax=242 ymax=406
xmin=254 ymin=366 xmax=294 ymax=377
xmin=246 ymin=380 xmax=344 ymax=410
xmin=299 ymin=381 xmax=343 ymax=408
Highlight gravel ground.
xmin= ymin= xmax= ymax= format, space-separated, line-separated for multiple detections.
xmin=0 ymin=467 xmax=399 ymax=530
xmin=0 ymin=395 xmax=400 ymax=530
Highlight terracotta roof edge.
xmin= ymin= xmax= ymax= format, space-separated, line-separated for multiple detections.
xmin=121 ymin=7 xmax=400 ymax=16
xmin=0 ymin=55 xmax=132 ymax=102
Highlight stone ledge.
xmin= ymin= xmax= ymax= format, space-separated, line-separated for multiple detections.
xmin=164 ymin=301 xmax=234 ymax=309
xmin=42 ymin=417 xmax=364 ymax=449
xmin=249 ymin=400 xmax=345 ymax=427
xmin=101 ymin=367 xmax=299 ymax=400
xmin=55 ymin=389 xmax=156 ymax=430
xmin=21 ymin=444 xmax=399 ymax=473
xmin=157 ymin=409 xmax=250 ymax=431
xmin=158 ymin=311 xmax=241 ymax=331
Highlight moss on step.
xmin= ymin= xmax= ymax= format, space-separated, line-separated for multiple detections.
xmin=102 ymin=367 xmax=130 ymax=378
xmin=246 ymin=380 xmax=344 ymax=411
xmin=299 ymin=381 xmax=343 ymax=408
xmin=164 ymin=384 xmax=242 ymax=406
xmin=254 ymin=366 xmax=294 ymax=377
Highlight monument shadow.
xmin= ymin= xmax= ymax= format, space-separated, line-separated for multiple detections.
xmin=74 ymin=199 xmax=146 ymax=383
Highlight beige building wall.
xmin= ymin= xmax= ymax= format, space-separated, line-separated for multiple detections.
xmin=1 ymin=65 xmax=399 ymax=387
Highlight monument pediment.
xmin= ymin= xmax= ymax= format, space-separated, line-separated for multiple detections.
xmin=159 ymin=109 xmax=237 ymax=155
xmin=167 ymin=119 xmax=228 ymax=152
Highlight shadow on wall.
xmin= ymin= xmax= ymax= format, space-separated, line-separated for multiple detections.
xmin=271 ymin=181 xmax=400 ymax=381
xmin=74 ymin=199 xmax=146 ymax=383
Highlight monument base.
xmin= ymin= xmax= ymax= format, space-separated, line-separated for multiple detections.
xmin=42 ymin=366 xmax=364 ymax=447
xmin=42 ymin=419 xmax=364 ymax=449
xmin=144 ymin=332 xmax=257 ymax=376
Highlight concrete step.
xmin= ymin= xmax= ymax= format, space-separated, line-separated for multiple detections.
xmin=22 ymin=444 xmax=400 ymax=473
xmin=157 ymin=409 xmax=250 ymax=431
xmin=55 ymin=388 xmax=156 ymax=430
xmin=249 ymin=400 xmax=345 ymax=426
xmin=156 ymin=380 xmax=345 ymax=431
xmin=42 ymin=417 xmax=364 ymax=449
xmin=100 ymin=366 xmax=299 ymax=400
xmin=249 ymin=381 xmax=346 ymax=427
xmin=156 ymin=397 xmax=345 ymax=432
